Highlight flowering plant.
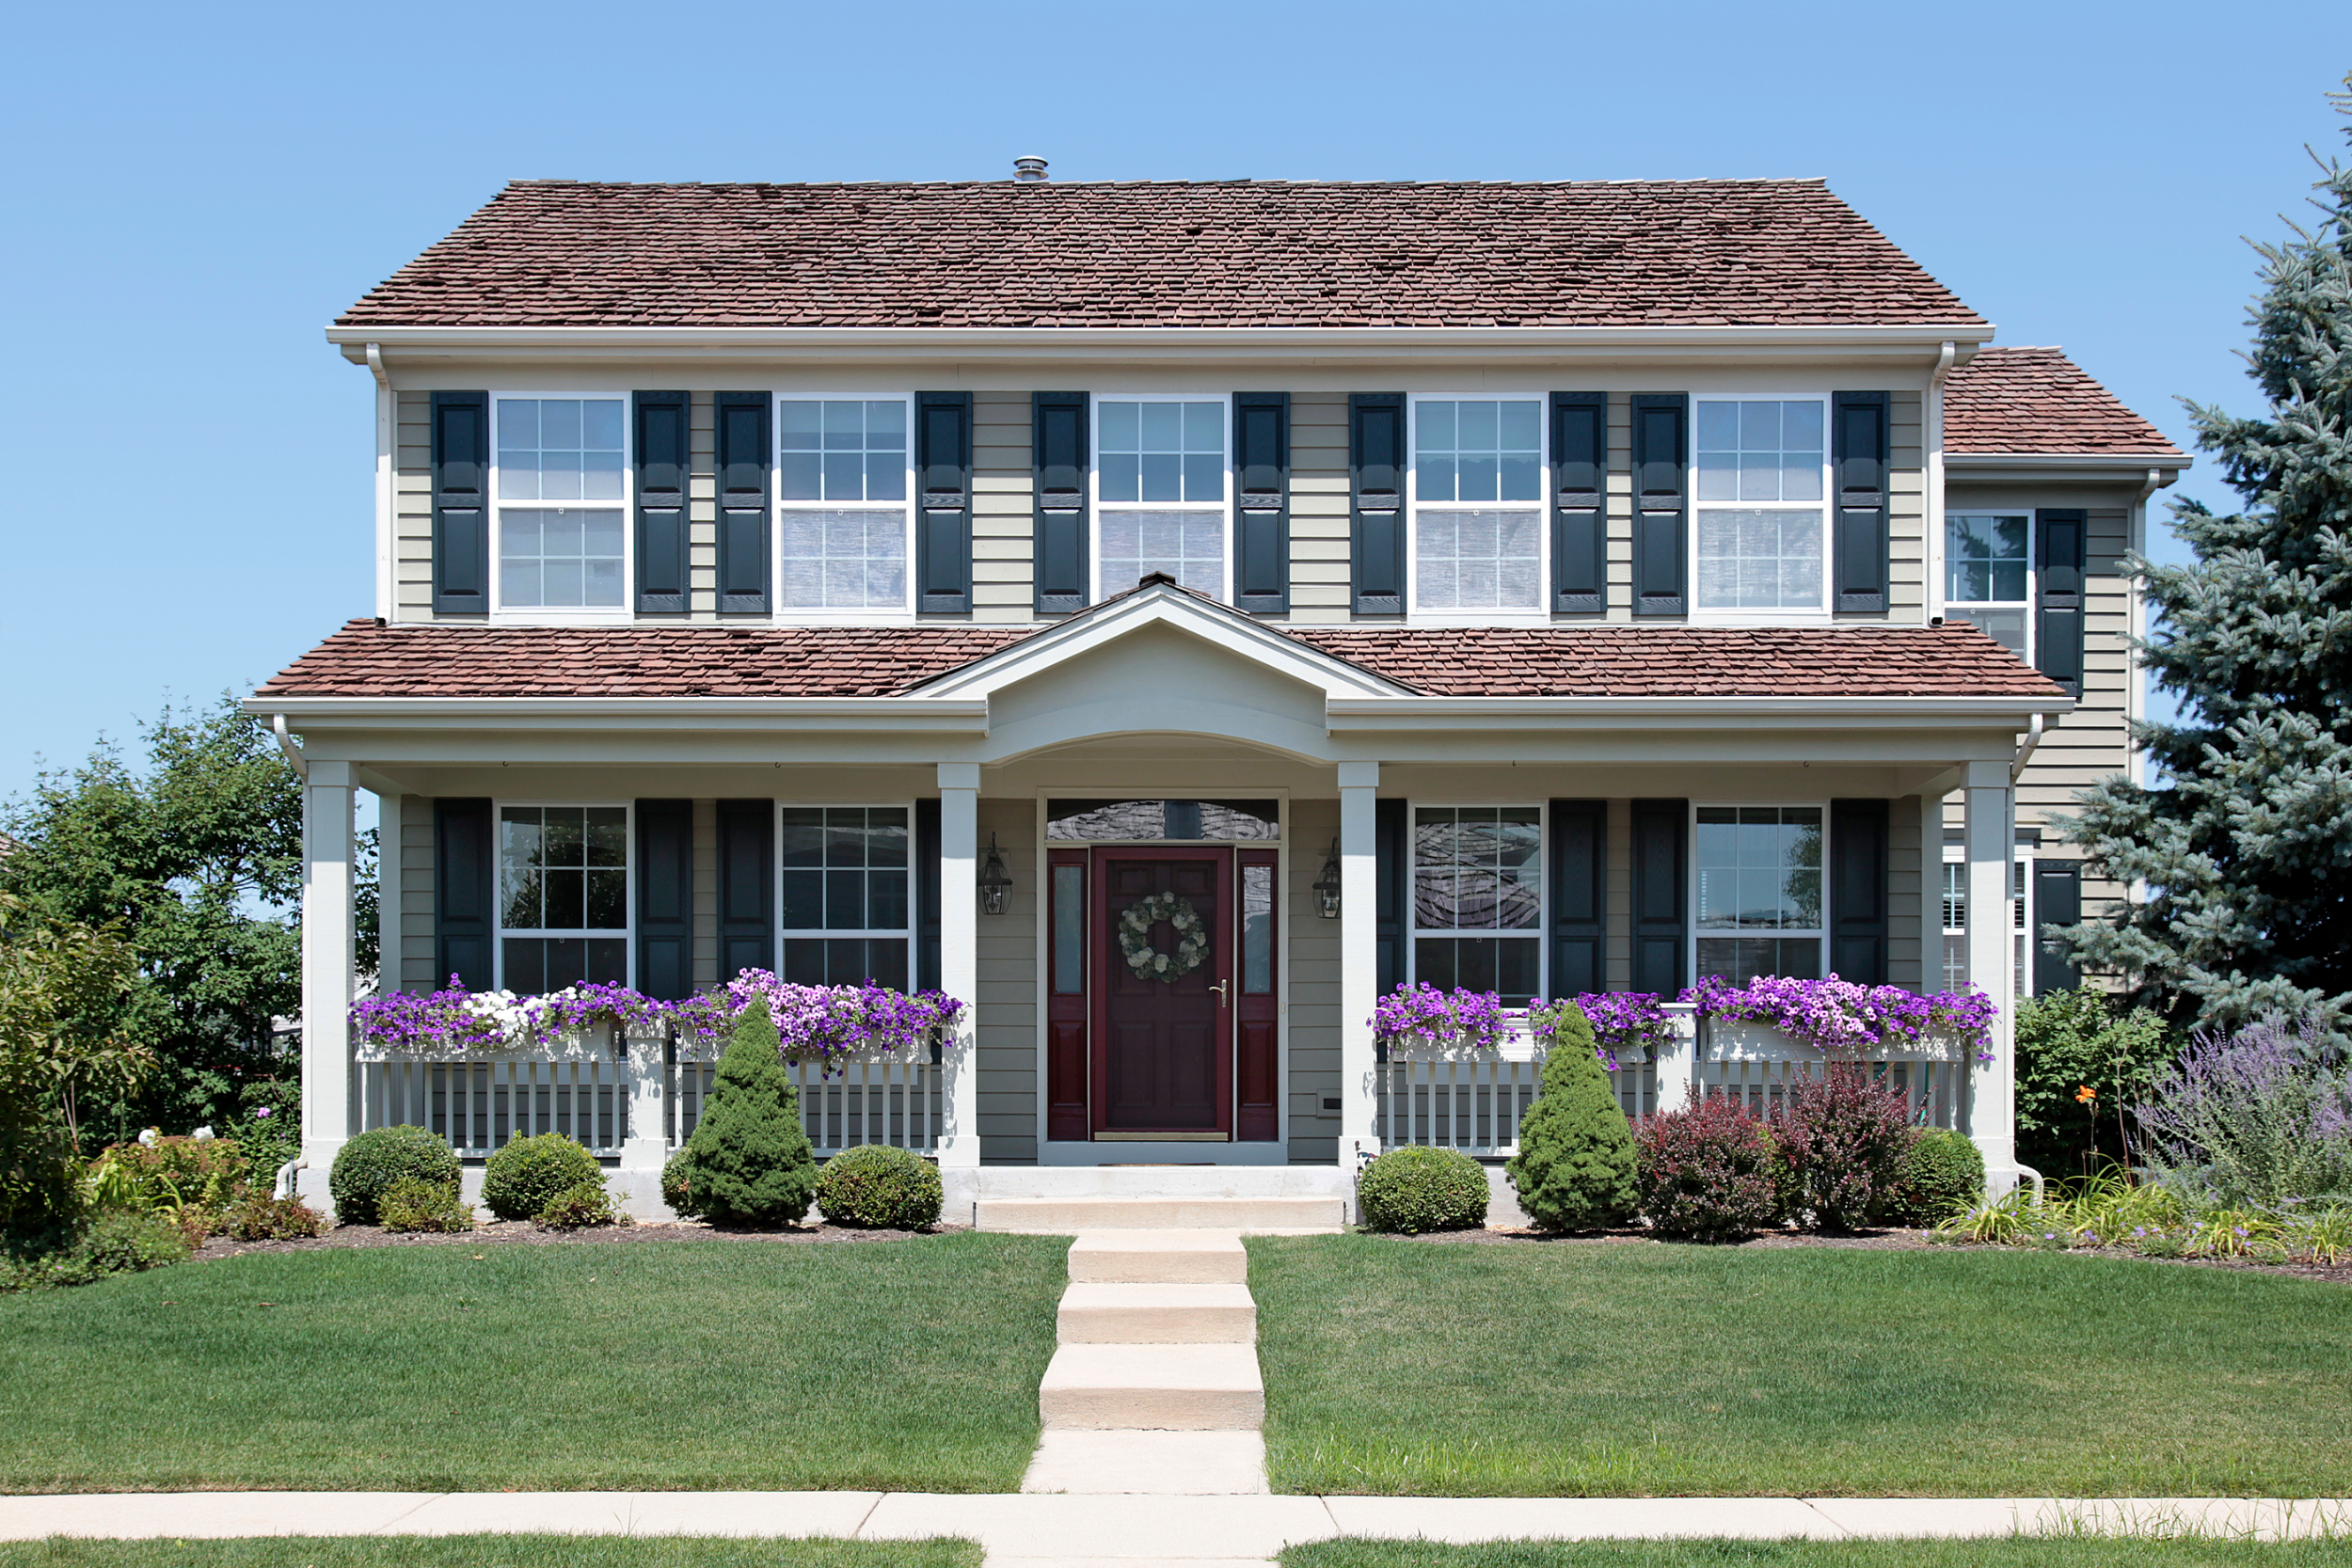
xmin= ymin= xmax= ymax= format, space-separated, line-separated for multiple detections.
xmin=1682 ymin=974 xmax=1995 ymax=1059
xmin=350 ymin=977 xmax=518 ymax=1055
xmin=1566 ymin=991 xmax=1680 ymax=1063
xmin=672 ymin=970 xmax=966 ymax=1072
xmin=1369 ymin=983 xmax=1509 ymax=1053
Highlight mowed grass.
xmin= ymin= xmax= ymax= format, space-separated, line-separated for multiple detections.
xmin=0 ymin=1540 xmax=977 ymax=1568
xmin=1283 ymin=1542 xmax=2352 ymax=1568
xmin=1251 ymin=1235 xmax=2352 ymax=1497
xmin=0 ymin=1234 xmax=1067 ymax=1493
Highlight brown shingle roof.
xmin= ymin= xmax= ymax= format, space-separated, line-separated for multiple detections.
xmin=259 ymin=619 xmax=2060 ymax=702
xmin=337 ymin=179 xmax=1989 ymax=331
xmin=1944 ymin=346 xmax=2185 ymax=458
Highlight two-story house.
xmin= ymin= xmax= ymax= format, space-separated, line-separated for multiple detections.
xmin=253 ymin=169 xmax=2185 ymax=1219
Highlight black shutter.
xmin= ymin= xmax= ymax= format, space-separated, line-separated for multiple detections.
xmin=633 ymin=392 xmax=690 ymax=615
xmin=1549 ymin=800 xmax=1606 ymax=995
xmin=1033 ymin=392 xmax=1089 ymax=614
xmin=1375 ymin=798 xmax=1407 ymax=996
xmin=2033 ymin=860 xmax=2083 ymax=994
xmin=915 ymin=392 xmax=973 ymax=615
xmin=635 ymin=800 xmax=693 ymax=1000
xmin=433 ymin=798 xmax=494 ymax=990
xmin=1828 ymin=799 xmax=1891 ymax=985
xmin=431 ymin=392 xmax=490 ymax=615
xmin=716 ymin=392 xmax=771 ymax=614
xmin=1234 ymin=392 xmax=1291 ymax=614
xmin=715 ymin=800 xmax=775 ymax=980
xmin=1832 ymin=391 xmax=1891 ymax=613
xmin=2037 ymin=508 xmax=2088 ymax=695
xmin=1629 ymin=799 xmax=1687 ymax=993
xmin=1550 ymin=394 xmax=1606 ymax=614
xmin=916 ymin=799 xmax=943 ymax=992
xmin=1350 ymin=393 xmax=1406 ymax=615
xmin=1629 ymin=394 xmax=1687 ymax=616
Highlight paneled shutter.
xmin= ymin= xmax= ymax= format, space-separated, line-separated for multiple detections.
xmin=715 ymin=392 xmax=771 ymax=614
xmin=1629 ymin=799 xmax=1687 ymax=993
xmin=916 ymin=799 xmax=943 ymax=994
xmin=1831 ymin=391 xmax=1891 ymax=613
xmin=433 ymin=798 xmax=494 ymax=990
xmin=1375 ymin=798 xmax=1407 ymax=998
xmin=1234 ymin=392 xmax=1291 ymax=614
xmin=915 ymin=392 xmax=973 ymax=615
xmin=1549 ymin=394 xmax=1606 ymax=614
xmin=2036 ymin=508 xmax=2088 ymax=695
xmin=2033 ymin=860 xmax=2083 ymax=994
xmin=715 ymin=800 xmax=775 ymax=980
xmin=1033 ymin=391 xmax=1089 ymax=614
xmin=1629 ymin=394 xmax=1688 ymax=616
xmin=633 ymin=392 xmax=690 ymax=615
xmin=430 ymin=392 xmax=490 ymax=615
xmin=1549 ymin=800 xmax=1606 ymax=995
xmin=1828 ymin=799 xmax=1891 ymax=985
xmin=635 ymin=799 xmax=693 ymax=1000
xmin=1350 ymin=393 xmax=1406 ymax=615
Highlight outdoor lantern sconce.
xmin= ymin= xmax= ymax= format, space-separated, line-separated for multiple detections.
xmin=1313 ymin=839 xmax=1343 ymax=920
xmin=978 ymin=832 xmax=1013 ymax=916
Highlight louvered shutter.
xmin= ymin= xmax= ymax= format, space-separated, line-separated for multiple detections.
xmin=1233 ymin=392 xmax=1291 ymax=614
xmin=433 ymin=798 xmax=494 ymax=990
xmin=1033 ymin=392 xmax=1089 ymax=614
xmin=1629 ymin=800 xmax=1687 ymax=993
xmin=1828 ymin=799 xmax=1890 ymax=985
xmin=633 ymin=392 xmax=690 ymax=614
xmin=715 ymin=393 xmax=771 ymax=614
xmin=635 ymin=799 xmax=693 ymax=1000
xmin=1549 ymin=800 xmax=1606 ymax=995
xmin=1550 ymin=394 xmax=1606 ymax=613
xmin=2032 ymin=860 xmax=2083 ymax=993
xmin=1351 ymin=393 xmax=1406 ymax=614
xmin=1832 ymin=391 xmax=1891 ymax=613
xmin=916 ymin=799 xmax=943 ymax=994
xmin=2036 ymin=509 xmax=2088 ymax=695
xmin=716 ymin=800 xmax=775 ymax=980
xmin=915 ymin=392 xmax=973 ymax=614
xmin=431 ymin=392 xmax=490 ymax=614
xmin=1629 ymin=394 xmax=1687 ymax=616
xmin=1375 ymin=798 xmax=1407 ymax=998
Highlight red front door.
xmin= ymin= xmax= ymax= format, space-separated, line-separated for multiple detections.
xmin=1092 ymin=849 xmax=1232 ymax=1136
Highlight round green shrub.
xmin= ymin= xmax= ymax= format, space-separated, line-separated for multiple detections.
xmin=663 ymin=997 xmax=818 ymax=1227
xmin=1506 ymin=1001 xmax=1638 ymax=1231
xmin=1358 ymin=1146 xmax=1489 ymax=1234
xmin=328 ymin=1125 xmax=460 ymax=1225
xmin=1883 ymin=1128 xmax=1986 ymax=1227
xmin=481 ymin=1132 xmax=602 ymax=1221
xmin=534 ymin=1180 xmax=620 ymax=1230
xmin=378 ymin=1177 xmax=473 ymax=1234
xmin=816 ymin=1145 xmax=944 ymax=1228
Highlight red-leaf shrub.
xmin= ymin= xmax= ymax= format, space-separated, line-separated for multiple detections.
xmin=1633 ymin=1094 xmax=1781 ymax=1241
xmin=1770 ymin=1064 xmax=1915 ymax=1231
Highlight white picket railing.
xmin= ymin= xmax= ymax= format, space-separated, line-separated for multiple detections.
xmin=1699 ymin=1055 xmax=1964 ymax=1129
xmin=1375 ymin=1056 xmax=1663 ymax=1154
xmin=358 ymin=1057 xmax=631 ymax=1157
xmin=670 ymin=1055 xmax=941 ymax=1157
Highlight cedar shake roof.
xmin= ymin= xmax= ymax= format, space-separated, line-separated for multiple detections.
xmin=1944 ymin=346 xmax=2186 ymax=458
xmin=259 ymin=619 xmax=2062 ymax=702
xmin=337 ymin=179 xmax=1990 ymax=331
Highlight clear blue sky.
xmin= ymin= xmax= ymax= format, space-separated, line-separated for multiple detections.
xmin=3 ymin=0 xmax=2345 ymax=803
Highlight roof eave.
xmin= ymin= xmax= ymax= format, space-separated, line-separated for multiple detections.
xmin=1326 ymin=694 xmax=2073 ymax=732
xmin=1946 ymin=451 xmax=2188 ymax=480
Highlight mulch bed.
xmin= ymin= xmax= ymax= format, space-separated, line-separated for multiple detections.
xmin=194 ymin=1218 xmax=957 ymax=1261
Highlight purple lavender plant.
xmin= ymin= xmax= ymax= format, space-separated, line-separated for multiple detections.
xmin=2135 ymin=1016 xmax=2352 ymax=1207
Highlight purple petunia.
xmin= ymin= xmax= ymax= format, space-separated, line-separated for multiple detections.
xmin=1682 ymin=974 xmax=1996 ymax=1059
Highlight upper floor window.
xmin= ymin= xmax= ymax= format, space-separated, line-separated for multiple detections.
xmin=1411 ymin=398 xmax=1544 ymax=614
xmin=495 ymin=399 xmax=628 ymax=610
xmin=1693 ymin=805 xmax=1823 ymax=985
xmin=499 ymin=804 xmax=629 ymax=992
xmin=778 ymin=399 xmax=911 ymax=612
xmin=1096 ymin=398 xmax=1227 ymax=600
xmin=1692 ymin=398 xmax=1828 ymax=614
xmin=1945 ymin=513 xmax=2031 ymax=659
xmin=1410 ymin=804 xmax=1542 ymax=1006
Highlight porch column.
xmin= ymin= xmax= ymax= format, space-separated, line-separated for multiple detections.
xmin=300 ymin=760 xmax=357 ymax=1164
xmin=936 ymin=764 xmax=982 ymax=1168
xmin=1338 ymin=762 xmax=1381 ymax=1165
xmin=1963 ymin=759 xmax=2021 ymax=1188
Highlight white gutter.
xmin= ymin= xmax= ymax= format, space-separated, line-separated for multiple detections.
xmin=246 ymin=696 xmax=992 ymax=731
xmin=270 ymin=713 xmax=307 ymax=780
xmin=1329 ymin=694 xmax=2073 ymax=733
xmin=1945 ymin=452 xmax=2188 ymax=476
xmin=1926 ymin=341 xmax=1955 ymax=625
xmin=2009 ymin=712 xmax=2046 ymax=781
xmin=365 ymin=343 xmax=393 ymax=621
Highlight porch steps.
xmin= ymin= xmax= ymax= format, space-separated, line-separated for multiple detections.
xmin=1038 ymin=1343 xmax=1265 ymax=1430
xmin=1069 ymin=1229 xmax=1248 ymax=1284
xmin=978 ymin=1196 xmax=1342 ymax=1233
xmin=1057 ymin=1283 xmax=1257 ymax=1344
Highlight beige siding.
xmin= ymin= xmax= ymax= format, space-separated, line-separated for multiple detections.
xmin=690 ymin=395 xmax=718 ymax=618
xmin=1887 ymin=391 xmax=1926 ymax=619
xmin=1288 ymin=395 xmax=1352 ymax=624
xmin=976 ymin=800 xmax=1038 ymax=1159
xmin=1287 ymin=798 xmax=1342 ymax=1162
xmin=1603 ymin=402 xmax=1635 ymax=622
xmin=392 ymin=391 xmax=434 ymax=623
xmin=1888 ymin=795 xmax=1924 ymax=990
xmin=398 ymin=793 xmax=437 ymax=990
xmin=972 ymin=392 xmax=1035 ymax=623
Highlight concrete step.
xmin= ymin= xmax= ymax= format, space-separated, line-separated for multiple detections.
xmin=1057 ymin=1283 xmax=1257 ymax=1345
xmin=1068 ymin=1229 xmax=1248 ymax=1285
xmin=978 ymin=1196 xmax=1342 ymax=1232
xmin=1020 ymin=1430 xmax=1270 ymax=1495
xmin=1040 ymin=1343 xmax=1265 ymax=1431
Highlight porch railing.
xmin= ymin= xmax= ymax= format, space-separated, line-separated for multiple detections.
xmin=669 ymin=1055 xmax=941 ymax=1157
xmin=358 ymin=1058 xmax=630 ymax=1158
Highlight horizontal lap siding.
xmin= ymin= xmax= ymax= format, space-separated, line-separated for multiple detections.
xmin=976 ymin=800 xmax=1038 ymax=1160
xmin=393 ymin=391 xmax=434 ymax=621
xmin=973 ymin=392 xmax=1035 ymax=622
xmin=692 ymin=799 xmax=718 ymax=987
xmin=399 ymin=793 xmax=437 ymax=990
xmin=1889 ymin=794 xmax=1923 ymax=990
xmin=1289 ymin=394 xmax=1352 ymax=624
xmin=691 ymin=395 xmax=717 ymax=618
xmin=1888 ymin=392 xmax=1926 ymax=619
xmin=1605 ymin=404 xmax=1634 ymax=622
xmin=1605 ymin=798 xmax=1633 ymax=985
xmin=1287 ymin=798 xmax=1341 ymax=1161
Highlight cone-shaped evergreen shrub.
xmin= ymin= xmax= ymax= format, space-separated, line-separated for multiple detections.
xmin=1506 ymin=1001 xmax=1638 ymax=1230
xmin=662 ymin=996 xmax=817 ymax=1226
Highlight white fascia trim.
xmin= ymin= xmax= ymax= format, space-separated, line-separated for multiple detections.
xmin=1326 ymin=695 xmax=2072 ymax=731
xmin=1947 ymin=452 xmax=2188 ymax=480
xmin=246 ymin=696 xmax=990 ymax=733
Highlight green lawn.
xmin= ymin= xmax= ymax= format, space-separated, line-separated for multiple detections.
xmin=0 ymin=1234 xmax=1066 ymax=1493
xmin=1283 ymin=1543 xmax=2352 ymax=1568
xmin=0 ymin=1540 xmax=977 ymax=1568
xmin=1251 ymin=1235 xmax=2352 ymax=1497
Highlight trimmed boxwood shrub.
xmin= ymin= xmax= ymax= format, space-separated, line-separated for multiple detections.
xmin=1770 ymin=1065 xmax=1916 ymax=1231
xmin=1506 ymin=1001 xmax=1638 ymax=1232
xmin=1882 ymin=1127 xmax=1986 ymax=1226
xmin=482 ymin=1132 xmax=602 ymax=1222
xmin=378 ymin=1177 xmax=474 ymax=1233
xmin=1635 ymin=1094 xmax=1781 ymax=1242
xmin=328 ymin=1125 xmax=460 ymax=1225
xmin=1358 ymin=1146 xmax=1488 ymax=1234
xmin=662 ymin=997 xmax=818 ymax=1227
xmin=816 ymin=1145 xmax=944 ymax=1228
xmin=535 ymin=1180 xmax=622 ymax=1229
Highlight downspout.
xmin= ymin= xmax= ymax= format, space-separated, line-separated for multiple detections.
xmin=2009 ymin=711 xmax=2046 ymax=782
xmin=366 ymin=343 xmax=393 ymax=622
xmin=2126 ymin=466 xmax=2164 ymax=788
xmin=1925 ymin=341 xmax=1957 ymax=625
xmin=271 ymin=713 xmax=307 ymax=781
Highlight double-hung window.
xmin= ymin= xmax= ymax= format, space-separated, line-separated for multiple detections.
xmin=1941 ymin=845 xmax=2032 ymax=997
xmin=498 ymin=805 xmax=629 ymax=992
xmin=1410 ymin=806 xmax=1542 ymax=1005
xmin=1095 ymin=397 xmax=1228 ymax=600
xmin=495 ymin=398 xmax=628 ymax=610
xmin=1693 ymin=806 xmax=1823 ymax=984
xmin=1945 ymin=513 xmax=2031 ymax=658
xmin=779 ymin=806 xmax=912 ymax=990
xmin=1411 ymin=398 xmax=1544 ymax=613
xmin=778 ymin=398 xmax=912 ymax=612
xmin=1692 ymin=397 xmax=1828 ymax=613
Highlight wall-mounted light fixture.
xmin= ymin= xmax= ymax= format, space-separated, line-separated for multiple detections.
xmin=978 ymin=832 xmax=1013 ymax=916
xmin=1312 ymin=838 xmax=1343 ymax=919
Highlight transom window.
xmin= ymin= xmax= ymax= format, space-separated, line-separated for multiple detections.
xmin=498 ymin=805 xmax=629 ymax=993
xmin=495 ymin=398 xmax=627 ymax=610
xmin=1410 ymin=805 xmax=1541 ymax=1006
xmin=1693 ymin=399 xmax=1828 ymax=613
xmin=1945 ymin=513 xmax=2031 ymax=659
xmin=1096 ymin=399 xmax=1227 ymax=600
xmin=1412 ymin=399 xmax=1544 ymax=614
xmin=778 ymin=399 xmax=911 ymax=612
xmin=779 ymin=806 xmax=911 ymax=990
xmin=1693 ymin=805 xmax=1822 ymax=984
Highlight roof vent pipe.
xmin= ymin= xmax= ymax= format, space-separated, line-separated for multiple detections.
xmin=1013 ymin=156 xmax=1049 ymax=182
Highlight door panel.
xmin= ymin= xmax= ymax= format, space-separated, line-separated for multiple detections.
xmin=1092 ymin=849 xmax=1232 ymax=1135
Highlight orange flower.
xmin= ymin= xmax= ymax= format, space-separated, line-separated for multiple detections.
xmin=2075 ymin=1085 xmax=2098 ymax=1104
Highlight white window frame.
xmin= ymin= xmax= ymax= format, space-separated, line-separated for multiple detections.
xmin=772 ymin=391 xmax=917 ymax=623
xmin=488 ymin=391 xmax=634 ymax=625
xmin=1089 ymin=392 xmax=1232 ymax=604
xmin=776 ymin=800 xmax=921 ymax=993
xmin=1690 ymin=800 xmax=1830 ymax=984
xmin=1688 ymin=391 xmax=1834 ymax=623
xmin=1406 ymin=392 xmax=1549 ymax=624
xmin=1943 ymin=510 xmax=2035 ymax=663
xmin=1404 ymin=800 xmax=1549 ymax=1005
xmin=1941 ymin=841 xmax=2036 ymax=998
xmin=491 ymin=800 xmax=634 ymax=991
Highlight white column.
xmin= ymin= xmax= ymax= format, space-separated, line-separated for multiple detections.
xmin=300 ymin=761 xmax=357 ymax=1164
xmin=1963 ymin=759 xmax=2020 ymax=1187
xmin=1338 ymin=762 xmax=1381 ymax=1165
xmin=936 ymin=763 xmax=982 ymax=1168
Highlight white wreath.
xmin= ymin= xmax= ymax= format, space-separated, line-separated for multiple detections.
xmin=1118 ymin=892 xmax=1210 ymax=982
